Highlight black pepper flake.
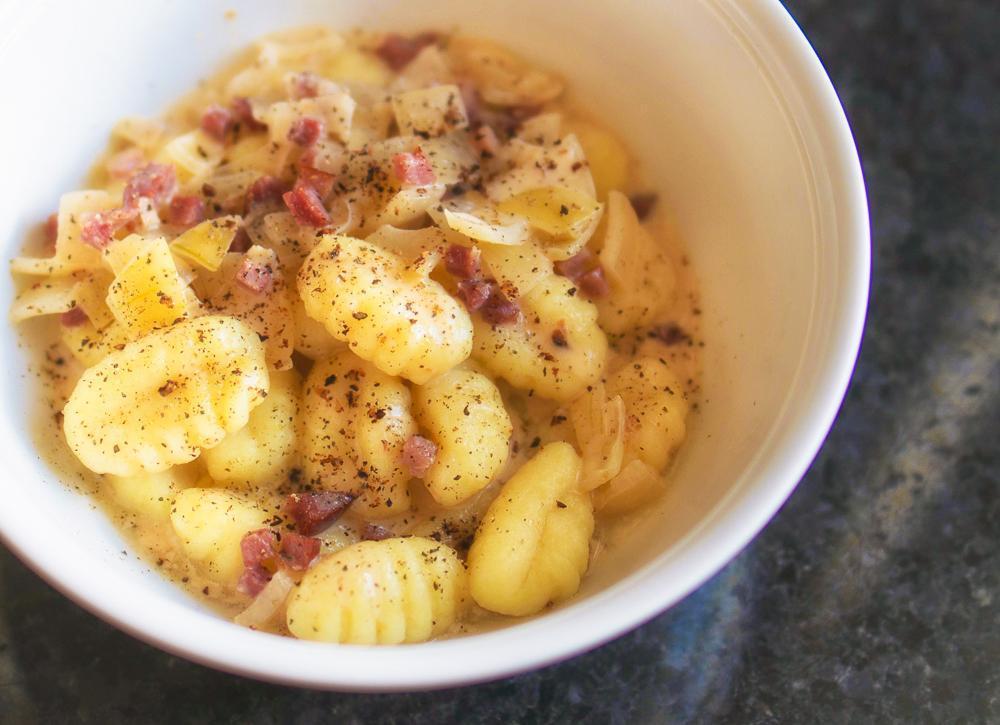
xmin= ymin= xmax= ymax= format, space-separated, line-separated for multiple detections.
xmin=559 ymin=204 xmax=570 ymax=216
xmin=352 ymin=311 xmax=368 ymax=320
xmin=158 ymin=380 xmax=178 ymax=396
xmin=555 ymin=500 xmax=568 ymax=509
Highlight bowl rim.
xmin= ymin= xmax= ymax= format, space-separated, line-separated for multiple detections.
xmin=0 ymin=0 xmax=870 ymax=691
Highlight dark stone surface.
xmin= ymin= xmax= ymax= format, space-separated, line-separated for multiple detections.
xmin=2 ymin=1 xmax=998 ymax=722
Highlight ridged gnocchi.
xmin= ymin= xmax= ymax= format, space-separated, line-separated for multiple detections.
xmin=202 ymin=369 xmax=300 ymax=490
xmin=298 ymin=234 xmax=473 ymax=384
xmin=412 ymin=367 xmax=512 ymax=506
xmin=473 ymin=274 xmax=608 ymax=402
xmin=468 ymin=442 xmax=594 ymax=616
xmin=607 ymin=356 xmax=689 ymax=472
xmin=301 ymin=350 xmax=417 ymax=518
xmin=63 ymin=316 xmax=269 ymax=475
xmin=170 ymin=488 xmax=270 ymax=587
xmin=286 ymin=537 xmax=468 ymax=644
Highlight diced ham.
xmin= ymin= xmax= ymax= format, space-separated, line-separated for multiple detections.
xmin=200 ymin=104 xmax=233 ymax=142
xmin=480 ymin=287 xmax=520 ymax=325
xmin=553 ymin=249 xmax=594 ymax=280
xmin=245 ymin=175 xmax=288 ymax=213
xmin=229 ymin=227 xmax=252 ymax=253
xmin=44 ymin=213 xmax=58 ymax=249
xmin=106 ymin=147 xmax=146 ymax=180
xmin=283 ymin=181 xmax=331 ymax=227
xmin=400 ymin=435 xmax=438 ymax=478
xmin=456 ymin=278 xmax=492 ymax=312
xmin=577 ymin=266 xmax=609 ymax=299
xmin=168 ymin=194 xmax=205 ymax=227
xmin=288 ymin=116 xmax=325 ymax=147
xmin=554 ymin=249 xmax=609 ymax=298
xmin=391 ymin=149 xmax=436 ymax=187
xmin=236 ymin=566 xmax=273 ymax=598
xmin=444 ymin=244 xmax=481 ymax=279
xmin=79 ymin=207 xmax=138 ymax=249
xmin=122 ymin=163 xmax=177 ymax=209
xmin=628 ymin=192 xmax=658 ymax=221
xmin=230 ymin=96 xmax=267 ymax=132
xmin=287 ymin=71 xmax=321 ymax=100
xmin=235 ymin=255 xmax=275 ymax=295
xmin=236 ymin=529 xmax=280 ymax=596
xmin=60 ymin=306 xmax=89 ymax=327
xmin=361 ymin=523 xmax=394 ymax=542
xmin=650 ymin=322 xmax=691 ymax=346
xmin=375 ymin=32 xmax=440 ymax=71
xmin=472 ymin=125 xmax=500 ymax=158
xmin=285 ymin=491 xmax=356 ymax=536
xmin=298 ymin=164 xmax=335 ymax=198
xmin=278 ymin=532 xmax=322 ymax=571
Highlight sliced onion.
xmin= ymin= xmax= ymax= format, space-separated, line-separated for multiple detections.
xmin=568 ymin=383 xmax=626 ymax=491
xmin=233 ymin=569 xmax=295 ymax=630
xmin=593 ymin=458 xmax=664 ymax=516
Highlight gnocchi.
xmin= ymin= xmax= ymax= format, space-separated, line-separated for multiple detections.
xmin=468 ymin=442 xmax=594 ymax=616
xmin=473 ymin=274 xmax=608 ymax=402
xmin=301 ymin=349 xmax=417 ymax=518
xmin=286 ymin=537 xmax=468 ymax=644
xmin=9 ymin=28 xmax=700 ymax=645
xmin=412 ymin=366 xmax=512 ymax=506
xmin=298 ymin=234 xmax=473 ymax=384
xmin=63 ymin=315 xmax=269 ymax=475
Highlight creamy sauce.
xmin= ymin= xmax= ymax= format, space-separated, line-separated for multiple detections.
xmin=12 ymin=27 xmax=702 ymax=639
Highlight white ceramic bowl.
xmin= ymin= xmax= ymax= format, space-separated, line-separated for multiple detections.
xmin=0 ymin=0 xmax=868 ymax=690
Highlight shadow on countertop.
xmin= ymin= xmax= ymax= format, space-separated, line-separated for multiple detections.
xmin=1 ymin=0 xmax=998 ymax=722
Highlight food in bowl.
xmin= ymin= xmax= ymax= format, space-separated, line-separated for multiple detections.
xmin=8 ymin=27 xmax=701 ymax=644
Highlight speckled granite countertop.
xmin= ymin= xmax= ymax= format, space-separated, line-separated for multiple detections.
xmin=2 ymin=1 xmax=998 ymax=722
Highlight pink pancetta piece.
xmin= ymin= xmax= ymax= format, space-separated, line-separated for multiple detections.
xmin=288 ymin=116 xmax=325 ymax=147
xmin=375 ymin=32 xmax=439 ymax=71
xmin=391 ymin=149 xmax=436 ymax=187
xmin=200 ymin=104 xmax=233 ymax=142
xmin=282 ymin=181 xmax=331 ymax=227
xmin=60 ymin=306 xmax=89 ymax=327
xmin=79 ymin=207 xmax=139 ymax=249
xmin=278 ymin=532 xmax=322 ymax=571
xmin=168 ymin=195 xmax=205 ymax=227
xmin=235 ymin=255 xmax=275 ymax=294
xmin=122 ymin=163 xmax=177 ymax=209
xmin=400 ymin=435 xmax=438 ymax=478
xmin=444 ymin=244 xmax=481 ymax=279
xmin=285 ymin=492 xmax=356 ymax=536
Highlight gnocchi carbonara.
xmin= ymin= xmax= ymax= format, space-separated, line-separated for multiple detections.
xmin=8 ymin=27 xmax=701 ymax=644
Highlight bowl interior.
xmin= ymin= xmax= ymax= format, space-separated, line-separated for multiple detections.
xmin=0 ymin=0 xmax=867 ymax=689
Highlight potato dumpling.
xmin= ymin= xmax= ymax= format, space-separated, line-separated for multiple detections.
xmin=606 ymin=356 xmax=689 ymax=471
xmin=62 ymin=315 xmax=269 ymax=476
xmin=468 ymin=442 xmax=594 ymax=616
xmin=412 ymin=367 xmax=512 ymax=507
xmin=194 ymin=245 xmax=296 ymax=371
xmin=105 ymin=462 xmax=201 ymax=519
xmin=593 ymin=191 xmax=676 ymax=334
xmin=105 ymin=236 xmax=192 ymax=336
xmin=301 ymin=349 xmax=417 ymax=518
xmin=170 ymin=488 xmax=270 ymax=587
xmin=473 ymin=275 xmax=607 ymax=402
xmin=202 ymin=369 xmax=300 ymax=491
xmin=286 ymin=537 xmax=468 ymax=644
xmin=298 ymin=234 xmax=473 ymax=384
